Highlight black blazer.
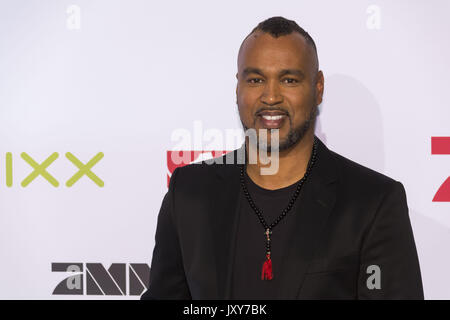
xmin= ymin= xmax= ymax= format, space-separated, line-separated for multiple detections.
xmin=141 ymin=136 xmax=424 ymax=299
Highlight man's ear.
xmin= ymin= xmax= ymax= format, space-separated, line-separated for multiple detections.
xmin=235 ymin=73 xmax=239 ymax=100
xmin=315 ymin=70 xmax=324 ymax=105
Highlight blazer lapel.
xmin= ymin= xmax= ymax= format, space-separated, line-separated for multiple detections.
xmin=208 ymin=148 xmax=244 ymax=299
xmin=276 ymin=137 xmax=338 ymax=299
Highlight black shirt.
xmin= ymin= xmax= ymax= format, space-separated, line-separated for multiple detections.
xmin=230 ymin=169 xmax=303 ymax=299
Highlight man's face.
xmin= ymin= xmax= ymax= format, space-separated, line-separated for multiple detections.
xmin=236 ymin=30 xmax=324 ymax=151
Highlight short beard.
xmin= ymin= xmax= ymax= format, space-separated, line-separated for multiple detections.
xmin=241 ymin=106 xmax=318 ymax=153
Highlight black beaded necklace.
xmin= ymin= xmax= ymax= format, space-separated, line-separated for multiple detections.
xmin=239 ymin=136 xmax=318 ymax=280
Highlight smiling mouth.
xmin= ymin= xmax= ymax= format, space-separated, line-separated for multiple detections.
xmin=261 ymin=115 xmax=284 ymax=120
xmin=256 ymin=111 xmax=288 ymax=129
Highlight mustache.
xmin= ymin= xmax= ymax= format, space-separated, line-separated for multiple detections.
xmin=254 ymin=106 xmax=290 ymax=117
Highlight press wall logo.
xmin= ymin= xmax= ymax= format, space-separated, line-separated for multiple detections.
xmin=0 ymin=152 xmax=104 ymax=187
xmin=432 ymin=137 xmax=450 ymax=202
xmin=51 ymin=262 xmax=149 ymax=296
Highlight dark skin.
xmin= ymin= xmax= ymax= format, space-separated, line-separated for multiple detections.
xmin=236 ymin=30 xmax=324 ymax=190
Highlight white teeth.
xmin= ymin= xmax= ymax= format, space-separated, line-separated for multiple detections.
xmin=262 ymin=115 xmax=283 ymax=120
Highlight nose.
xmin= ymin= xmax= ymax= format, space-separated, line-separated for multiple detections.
xmin=260 ymin=79 xmax=283 ymax=106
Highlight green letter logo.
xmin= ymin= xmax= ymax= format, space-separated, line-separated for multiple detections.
xmin=66 ymin=152 xmax=104 ymax=187
xmin=21 ymin=152 xmax=59 ymax=187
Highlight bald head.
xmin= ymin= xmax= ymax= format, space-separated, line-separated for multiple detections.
xmin=238 ymin=16 xmax=319 ymax=75
xmin=238 ymin=30 xmax=319 ymax=82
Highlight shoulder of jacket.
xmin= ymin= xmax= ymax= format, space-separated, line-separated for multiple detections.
xmin=329 ymin=149 xmax=400 ymax=192
xmin=170 ymin=150 xmax=238 ymax=191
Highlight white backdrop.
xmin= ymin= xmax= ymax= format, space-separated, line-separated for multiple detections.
xmin=0 ymin=0 xmax=449 ymax=299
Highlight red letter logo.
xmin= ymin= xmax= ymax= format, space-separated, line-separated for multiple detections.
xmin=432 ymin=137 xmax=450 ymax=202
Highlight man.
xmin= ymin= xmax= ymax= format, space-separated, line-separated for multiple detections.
xmin=141 ymin=16 xmax=423 ymax=299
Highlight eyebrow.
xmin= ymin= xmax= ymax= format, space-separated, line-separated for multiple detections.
xmin=242 ymin=67 xmax=305 ymax=79
xmin=279 ymin=68 xmax=305 ymax=79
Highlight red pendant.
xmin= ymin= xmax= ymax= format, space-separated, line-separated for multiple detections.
xmin=261 ymin=253 xmax=273 ymax=280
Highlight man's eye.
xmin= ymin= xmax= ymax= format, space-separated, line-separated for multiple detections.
xmin=283 ymin=78 xmax=298 ymax=84
xmin=247 ymin=78 xmax=263 ymax=84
